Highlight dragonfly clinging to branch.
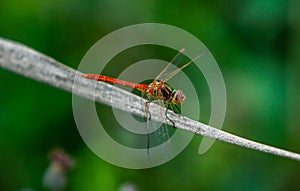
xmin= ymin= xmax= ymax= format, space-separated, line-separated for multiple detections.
xmin=82 ymin=48 xmax=206 ymax=155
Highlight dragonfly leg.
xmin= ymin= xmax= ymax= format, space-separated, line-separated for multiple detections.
xmin=164 ymin=105 xmax=175 ymax=128
xmin=145 ymin=100 xmax=152 ymax=120
xmin=169 ymin=104 xmax=178 ymax=129
xmin=145 ymin=100 xmax=151 ymax=158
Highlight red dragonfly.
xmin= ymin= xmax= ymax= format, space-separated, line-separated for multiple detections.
xmin=82 ymin=49 xmax=206 ymax=154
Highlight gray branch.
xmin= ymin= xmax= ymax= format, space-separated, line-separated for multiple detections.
xmin=0 ymin=37 xmax=299 ymax=161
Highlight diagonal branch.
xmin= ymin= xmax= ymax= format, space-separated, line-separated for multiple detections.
xmin=0 ymin=37 xmax=299 ymax=161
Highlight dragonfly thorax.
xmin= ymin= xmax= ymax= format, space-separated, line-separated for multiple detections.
xmin=147 ymin=81 xmax=186 ymax=105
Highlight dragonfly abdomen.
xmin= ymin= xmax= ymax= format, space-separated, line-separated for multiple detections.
xmin=81 ymin=74 xmax=148 ymax=91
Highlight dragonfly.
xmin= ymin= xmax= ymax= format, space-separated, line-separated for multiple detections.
xmin=81 ymin=48 xmax=206 ymax=155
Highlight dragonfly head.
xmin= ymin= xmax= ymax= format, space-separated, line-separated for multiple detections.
xmin=172 ymin=90 xmax=186 ymax=105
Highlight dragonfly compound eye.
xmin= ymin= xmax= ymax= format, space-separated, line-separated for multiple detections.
xmin=173 ymin=90 xmax=186 ymax=105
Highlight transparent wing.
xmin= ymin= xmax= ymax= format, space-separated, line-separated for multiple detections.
xmin=155 ymin=49 xmax=208 ymax=83
xmin=154 ymin=48 xmax=185 ymax=82
xmin=153 ymin=100 xmax=172 ymax=158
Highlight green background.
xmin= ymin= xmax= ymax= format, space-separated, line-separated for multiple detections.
xmin=1 ymin=0 xmax=300 ymax=190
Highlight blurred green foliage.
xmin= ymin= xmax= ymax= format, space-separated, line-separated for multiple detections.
xmin=1 ymin=0 xmax=300 ymax=190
